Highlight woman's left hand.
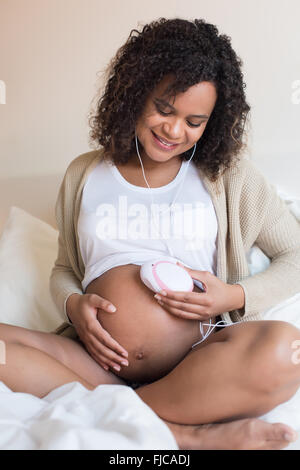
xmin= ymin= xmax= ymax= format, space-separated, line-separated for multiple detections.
xmin=153 ymin=262 xmax=245 ymax=321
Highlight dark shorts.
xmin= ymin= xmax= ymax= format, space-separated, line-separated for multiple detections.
xmin=123 ymin=380 xmax=146 ymax=390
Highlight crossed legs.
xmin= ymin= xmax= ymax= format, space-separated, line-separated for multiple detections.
xmin=0 ymin=320 xmax=299 ymax=449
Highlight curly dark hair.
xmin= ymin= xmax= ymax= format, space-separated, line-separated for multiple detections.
xmin=88 ymin=17 xmax=251 ymax=182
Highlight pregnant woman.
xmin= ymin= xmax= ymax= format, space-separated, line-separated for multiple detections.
xmin=1 ymin=18 xmax=300 ymax=450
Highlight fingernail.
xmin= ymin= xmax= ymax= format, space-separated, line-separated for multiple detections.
xmin=121 ymin=361 xmax=129 ymax=366
xmin=154 ymin=294 xmax=161 ymax=300
xmin=113 ymin=365 xmax=121 ymax=371
xmin=108 ymin=305 xmax=116 ymax=312
xmin=160 ymin=291 xmax=167 ymax=296
xmin=122 ymin=351 xmax=128 ymax=358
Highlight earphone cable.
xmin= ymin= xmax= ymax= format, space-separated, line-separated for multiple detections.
xmin=134 ymin=134 xmax=196 ymax=257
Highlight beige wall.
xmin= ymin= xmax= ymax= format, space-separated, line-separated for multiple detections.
xmin=0 ymin=0 xmax=300 ymax=196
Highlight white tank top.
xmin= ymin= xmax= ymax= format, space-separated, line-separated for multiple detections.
xmin=77 ymin=158 xmax=218 ymax=292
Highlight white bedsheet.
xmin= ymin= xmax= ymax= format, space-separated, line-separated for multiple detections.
xmin=0 ymin=381 xmax=178 ymax=450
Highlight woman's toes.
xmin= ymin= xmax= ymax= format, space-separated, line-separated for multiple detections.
xmin=266 ymin=422 xmax=298 ymax=445
xmin=251 ymin=420 xmax=298 ymax=450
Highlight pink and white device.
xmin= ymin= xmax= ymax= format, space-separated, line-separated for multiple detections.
xmin=140 ymin=259 xmax=206 ymax=294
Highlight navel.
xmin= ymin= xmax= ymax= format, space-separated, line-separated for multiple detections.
xmin=135 ymin=351 xmax=144 ymax=360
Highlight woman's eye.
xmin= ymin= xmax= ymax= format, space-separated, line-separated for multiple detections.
xmin=187 ymin=121 xmax=202 ymax=128
xmin=157 ymin=107 xmax=171 ymax=116
xmin=156 ymin=106 xmax=202 ymax=128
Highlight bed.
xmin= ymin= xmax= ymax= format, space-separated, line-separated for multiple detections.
xmin=0 ymin=172 xmax=299 ymax=450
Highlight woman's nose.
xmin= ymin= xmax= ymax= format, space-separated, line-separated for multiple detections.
xmin=162 ymin=118 xmax=184 ymax=140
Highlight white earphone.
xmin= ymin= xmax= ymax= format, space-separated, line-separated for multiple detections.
xmin=134 ymin=133 xmax=197 ymax=259
xmin=134 ymin=133 xmax=241 ymax=345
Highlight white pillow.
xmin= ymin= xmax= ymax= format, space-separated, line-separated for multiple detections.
xmin=0 ymin=206 xmax=62 ymax=331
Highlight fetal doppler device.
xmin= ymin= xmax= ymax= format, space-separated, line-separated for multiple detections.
xmin=140 ymin=259 xmax=206 ymax=294
xmin=135 ymin=135 xmax=233 ymax=344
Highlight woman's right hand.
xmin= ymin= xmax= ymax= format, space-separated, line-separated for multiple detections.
xmin=66 ymin=293 xmax=129 ymax=372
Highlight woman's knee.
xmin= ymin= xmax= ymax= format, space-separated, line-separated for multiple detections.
xmin=0 ymin=322 xmax=26 ymax=345
xmin=238 ymin=320 xmax=300 ymax=394
xmin=0 ymin=322 xmax=66 ymax=363
xmin=0 ymin=322 xmax=38 ymax=344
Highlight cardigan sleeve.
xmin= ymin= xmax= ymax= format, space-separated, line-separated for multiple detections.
xmin=49 ymin=169 xmax=84 ymax=325
xmin=230 ymin=170 xmax=300 ymax=322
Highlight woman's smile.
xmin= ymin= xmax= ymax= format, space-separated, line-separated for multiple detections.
xmin=151 ymin=130 xmax=180 ymax=151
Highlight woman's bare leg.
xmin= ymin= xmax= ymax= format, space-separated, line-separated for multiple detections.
xmin=0 ymin=323 xmax=126 ymax=387
xmin=136 ymin=321 xmax=300 ymax=425
xmin=0 ymin=341 xmax=96 ymax=397
xmin=0 ymin=322 xmax=297 ymax=449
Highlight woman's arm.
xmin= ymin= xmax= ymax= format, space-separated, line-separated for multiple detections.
xmin=49 ymin=229 xmax=84 ymax=324
xmin=231 ymin=177 xmax=300 ymax=322
xmin=49 ymin=163 xmax=84 ymax=325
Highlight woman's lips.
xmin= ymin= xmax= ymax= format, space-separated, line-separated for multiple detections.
xmin=151 ymin=131 xmax=179 ymax=150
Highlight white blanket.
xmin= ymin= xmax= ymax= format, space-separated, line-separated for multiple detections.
xmin=0 ymin=381 xmax=178 ymax=450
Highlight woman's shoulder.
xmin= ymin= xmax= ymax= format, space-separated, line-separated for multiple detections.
xmin=222 ymin=157 xmax=269 ymax=190
xmin=65 ymin=148 xmax=105 ymax=177
xmin=221 ymin=157 xmax=279 ymax=218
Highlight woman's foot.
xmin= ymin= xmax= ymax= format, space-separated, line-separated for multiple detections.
xmin=164 ymin=418 xmax=298 ymax=450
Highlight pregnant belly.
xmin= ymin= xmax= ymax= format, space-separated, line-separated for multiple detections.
xmin=85 ymin=264 xmax=211 ymax=384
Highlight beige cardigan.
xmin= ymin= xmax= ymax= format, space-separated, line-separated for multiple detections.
xmin=49 ymin=148 xmax=300 ymax=328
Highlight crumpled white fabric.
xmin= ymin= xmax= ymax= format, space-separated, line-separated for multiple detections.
xmin=0 ymin=381 xmax=178 ymax=450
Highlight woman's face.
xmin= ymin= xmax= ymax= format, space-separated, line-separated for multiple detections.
xmin=134 ymin=76 xmax=217 ymax=166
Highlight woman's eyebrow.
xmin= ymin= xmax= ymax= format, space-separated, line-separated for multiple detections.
xmin=154 ymin=98 xmax=209 ymax=119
